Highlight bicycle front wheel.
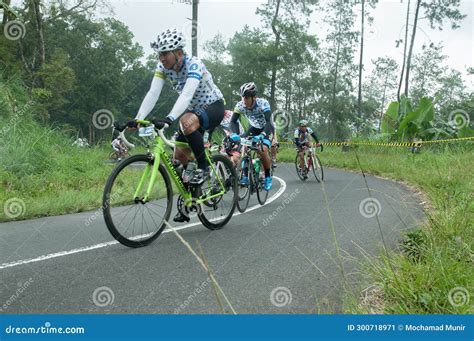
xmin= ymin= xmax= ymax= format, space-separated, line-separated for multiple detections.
xmin=256 ymin=167 xmax=270 ymax=205
xmin=294 ymin=153 xmax=307 ymax=181
xmin=198 ymin=154 xmax=238 ymax=230
xmin=103 ymin=154 xmax=173 ymax=247
xmin=311 ymin=154 xmax=324 ymax=183
xmin=236 ymin=157 xmax=251 ymax=213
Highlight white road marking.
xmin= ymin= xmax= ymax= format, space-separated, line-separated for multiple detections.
xmin=0 ymin=176 xmax=287 ymax=270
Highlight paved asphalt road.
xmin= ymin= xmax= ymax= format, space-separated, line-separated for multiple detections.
xmin=0 ymin=163 xmax=425 ymax=314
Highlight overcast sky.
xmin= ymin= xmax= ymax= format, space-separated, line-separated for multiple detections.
xmin=108 ymin=0 xmax=473 ymax=88
xmin=9 ymin=0 xmax=473 ymax=88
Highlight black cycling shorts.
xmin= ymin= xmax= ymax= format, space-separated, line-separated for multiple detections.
xmin=176 ymin=99 xmax=225 ymax=142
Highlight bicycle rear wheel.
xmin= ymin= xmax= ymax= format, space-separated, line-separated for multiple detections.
xmin=236 ymin=157 xmax=251 ymax=213
xmin=311 ymin=153 xmax=324 ymax=183
xmin=103 ymin=154 xmax=173 ymax=247
xmin=198 ymin=154 xmax=238 ymax=230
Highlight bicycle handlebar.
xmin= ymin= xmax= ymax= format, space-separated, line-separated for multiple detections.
xmin=117 ymin=130 xmax=135 ymax=149
xmin=157 ymin=128 xmax=175 ymax=148
xmin=114 ymin=120 xmax=176 ymax=149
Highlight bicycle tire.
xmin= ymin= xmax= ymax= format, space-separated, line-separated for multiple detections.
xmin=198 ymin=154 xmax=238 ymax=230
xmin=256 ymin=166 xmax=270 ymax=205
xmin=236 ymin=156 xmax=251 ymax=213
xmin=311 ymin=153 xmax=324 ymax=183
xmin=103 ymin=154 xmax=173 ymax=248
xmin=294 ymin=153 xmax=307 ymax=181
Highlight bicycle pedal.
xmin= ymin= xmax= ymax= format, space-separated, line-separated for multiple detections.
xmin=189 ymin=178 xmax=204 ymax=186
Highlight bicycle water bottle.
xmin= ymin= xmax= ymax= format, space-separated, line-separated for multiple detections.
xmin=253 ymin=159 xmax=261 ymax=175
xmin=182 ymin=161 xmax=196 ymax=183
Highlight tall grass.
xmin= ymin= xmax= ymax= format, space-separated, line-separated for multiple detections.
xmin=0 ymin=78 xmax=112 ymax=221
xmin=278 ymin=143 xmax=473 ymax=314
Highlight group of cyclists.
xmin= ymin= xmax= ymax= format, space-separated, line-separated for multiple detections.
xmin=115 ymin=28 xmax=322 ymax=223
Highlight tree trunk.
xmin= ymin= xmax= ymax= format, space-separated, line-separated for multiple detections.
xmin=357 ymin=0 xmax=365 ymax=120
xmin=29 ymin=0 xmax=45 ymax=88
xmin=270 ymin=0 xmax=281 ymax=110
xmin=378 ymin=73 xmax=388 ymax=133
xmin=397 ymin=0 xmax=411 ymax=103
xmin=404 ymin=0 xmax=422 ymax=98
xmin=330 ymin=40 xmax=341 ymax=139
xmin=1 ymin=0 xmax=12 ymax=25
xmin=192 ymin=0 xmax=198 ymax=57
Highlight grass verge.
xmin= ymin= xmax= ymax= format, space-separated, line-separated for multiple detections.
xmin=278 ymin=144 xmax=473 ymax=314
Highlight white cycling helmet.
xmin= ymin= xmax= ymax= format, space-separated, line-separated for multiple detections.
xmin=151 ymin=29 xmax=185 ymax=53
xmin=239 ymin=82 xmax=257 ymax=97
xmin=299 ymin=119 xmax=308 ymax=126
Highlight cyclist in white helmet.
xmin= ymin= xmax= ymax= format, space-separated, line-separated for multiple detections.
xmin=294 ymin=119 xmax=322 ymax=179
xmin=128 ymin=28 xmax=225 ymax=223
xmin=230 ymin=82 xmax=274 ymax=191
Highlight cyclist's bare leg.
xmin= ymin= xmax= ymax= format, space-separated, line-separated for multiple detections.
xmin=299 ymin=149 xmax=305 ymax=170
xmin=174 ymin=146 xmax=193 ymax=166
xmin=176 ymin=112 xmax=208 ymax=170
xmin=258 ymin=145 xmax=272 ymax=171
xmin=271 ymin=144 xmax=278 ymax=162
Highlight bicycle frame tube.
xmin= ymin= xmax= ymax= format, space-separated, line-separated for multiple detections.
xmin=194 ymin=150 xmax=226 ymax=204
xmin=171 ymin=139 xmax=227 ymax=203
xmin=159 ymin=143 xmax=191 ymax=202
xmin=134 ymin=140 xmax=164 ymax=202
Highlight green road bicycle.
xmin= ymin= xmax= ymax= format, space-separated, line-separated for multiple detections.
xmin=102 ymin=120 xmax=238 ymax=248
xmin=236 ymin=137 xmax=271 ymax=213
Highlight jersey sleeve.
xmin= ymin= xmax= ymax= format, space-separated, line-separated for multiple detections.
xmin=186 ymin=57 xmax=204 ymax=81
xmin=307 ymin=127 xmax=314 ymax=134
xmin=260 ymin=98 xmax=271 ymax=113
xmin=233 ymin=102 xmax=243 ymax=115
xmin=294 ymin=129 xmax=300 ymax=139
xmin=154 ymin=63 xmax=167 ymax=80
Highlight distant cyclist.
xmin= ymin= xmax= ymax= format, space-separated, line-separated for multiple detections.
xmin=294 ymin=119 xmax=322 ymax=180
xmin=111 ymin=136 xmax=128 ymax=160
xmin=230 ymin=82 xmax=274 ymax=191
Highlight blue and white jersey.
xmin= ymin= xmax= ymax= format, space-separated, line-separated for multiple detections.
xmin=294 ymin=127 xmax=314 ymax=142
xmin=221 ymin=110 xmax=244 ymax=135
xmin=154 ymin=56 xmax=223 ymax=110
xmin=233 ymin=98 xmax=271 ymax=130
